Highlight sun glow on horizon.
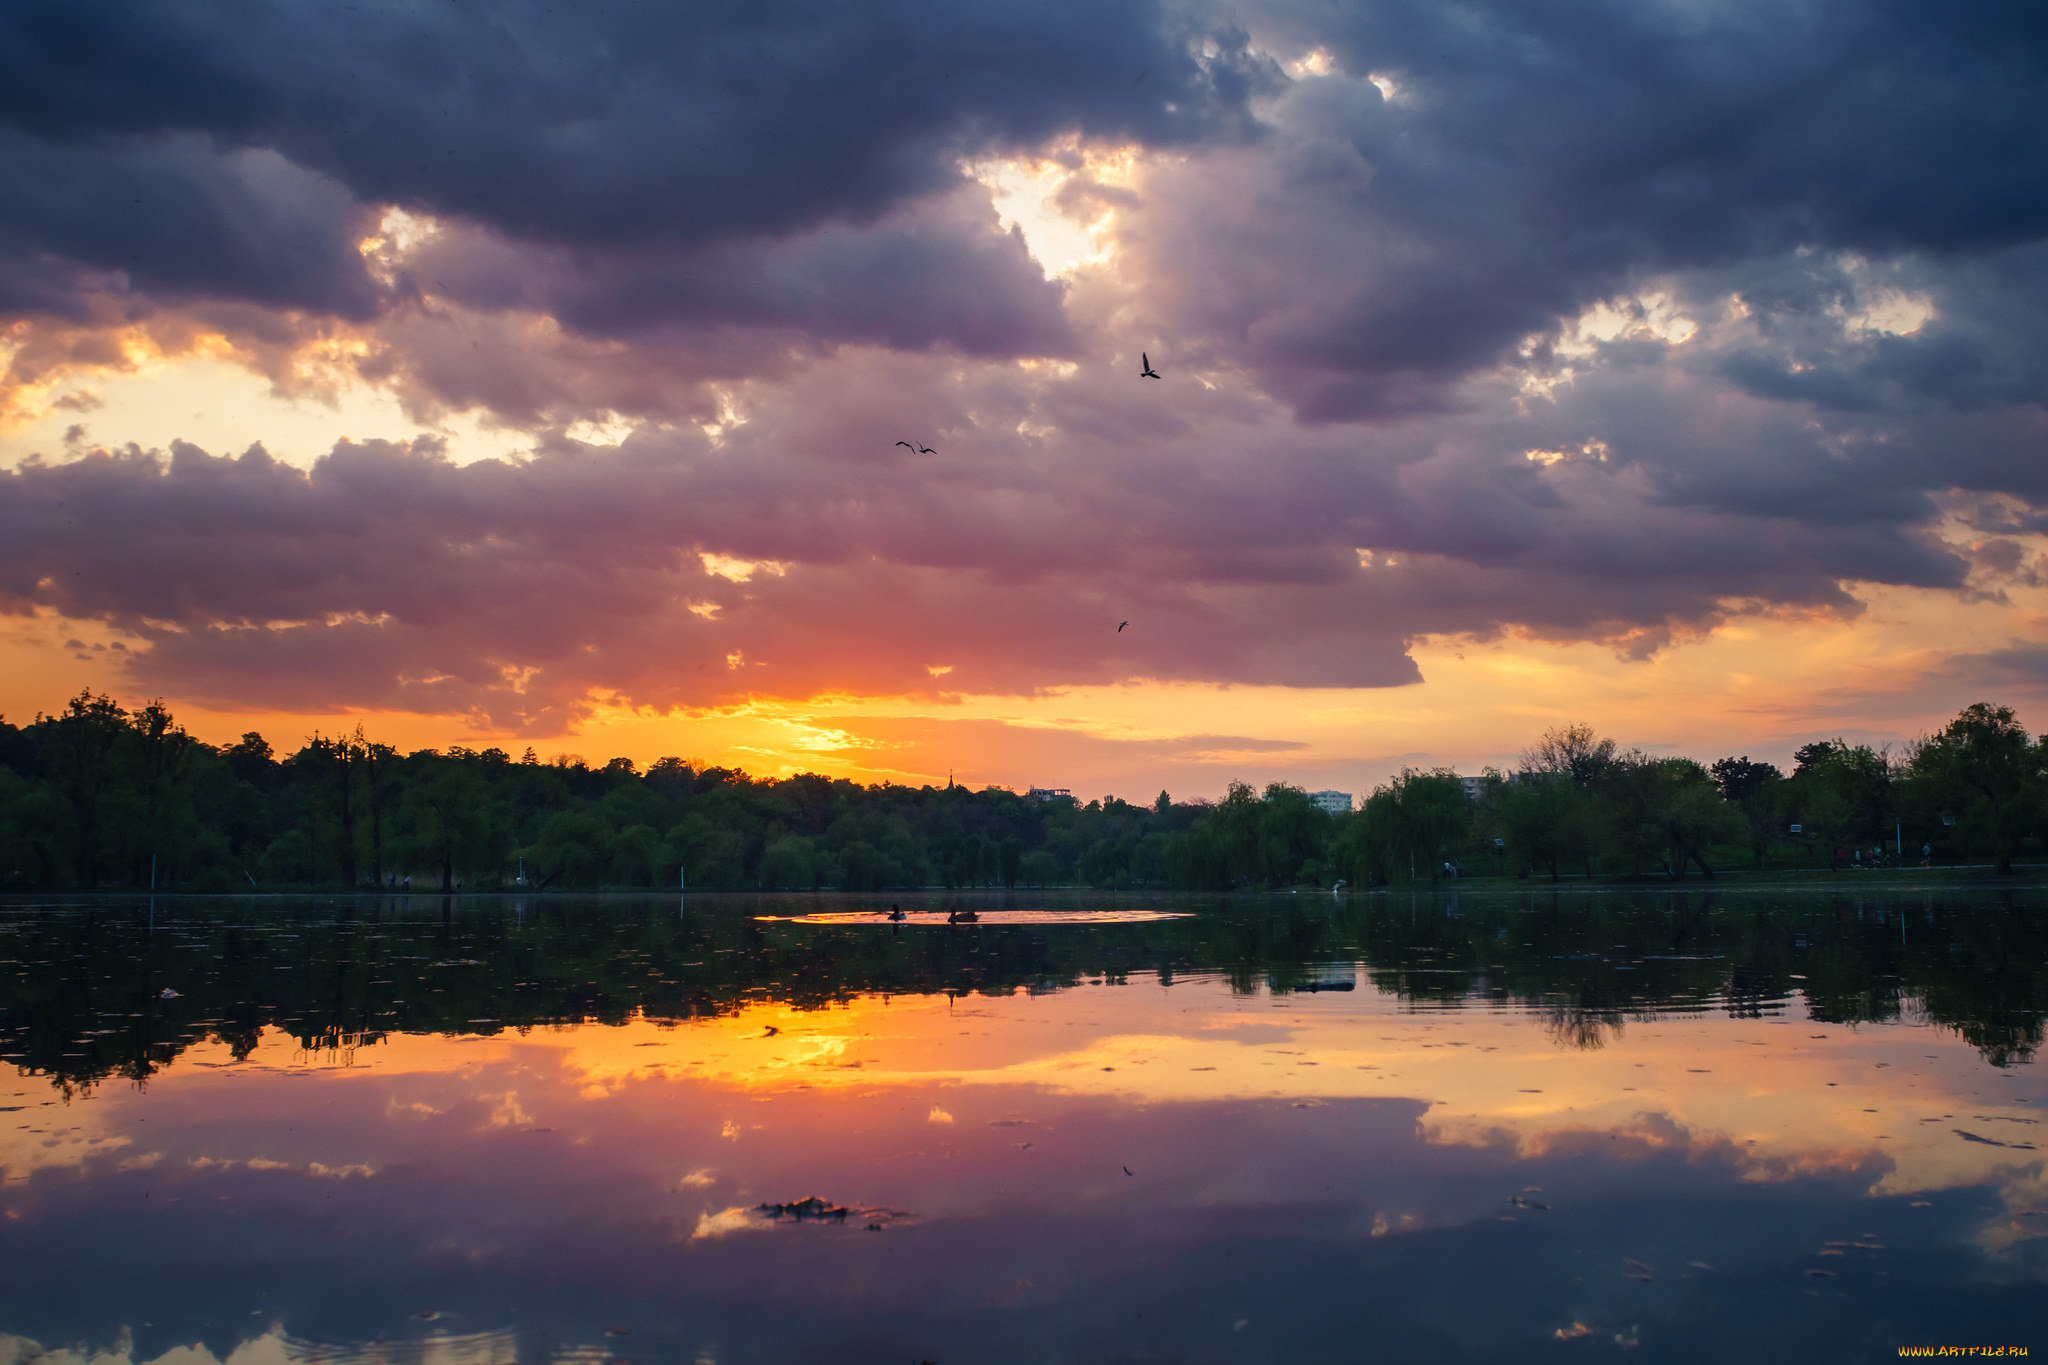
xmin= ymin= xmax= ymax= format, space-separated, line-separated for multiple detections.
xmin=6 ymin=568 xmax=2046 ymax=803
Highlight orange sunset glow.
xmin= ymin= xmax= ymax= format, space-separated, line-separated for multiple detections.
xmin=7 ymin=9 xmax=2048 ymax=797
xmin=6 ymin=4 xmax=2048 ymax=1361
xmin=13 ymin=978 xmax=2040 ymax=1244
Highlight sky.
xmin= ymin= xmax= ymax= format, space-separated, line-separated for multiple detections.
xmin=3 ymin=0 xmax=2048 ymax=800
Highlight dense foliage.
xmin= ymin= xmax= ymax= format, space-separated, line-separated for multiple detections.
xmin=2 ymin=694 xmax=2046 ymax=891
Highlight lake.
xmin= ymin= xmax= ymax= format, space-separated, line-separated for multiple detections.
xmin=0 ymin=887 xmax=2042 ymax=1363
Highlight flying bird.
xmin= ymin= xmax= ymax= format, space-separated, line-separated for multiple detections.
xmin=1117 ymin=621 xmax=1127 ymax=632
xmin=895 ymin=440 xmax=915 ymax=450
xmin=762 ymin=1026 xmax=780 ymax=1037
xmin=918 ymin=444 xmax=937 ymax=454
xmin=1140 ymin=353 xmax=1161 ymax=379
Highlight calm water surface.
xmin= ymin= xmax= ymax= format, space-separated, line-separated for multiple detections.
xmin=0 ymin=888 xmax=2043 ymax=1363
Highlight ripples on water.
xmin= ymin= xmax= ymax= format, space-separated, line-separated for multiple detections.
xmin=0 ymin=888 xmax=2041 ymax=1363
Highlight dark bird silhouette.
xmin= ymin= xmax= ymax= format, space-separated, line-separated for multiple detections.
xmin=895 ymin=441 xmax=915 ymax=450
xmin=1117 ymin=621 xmax=1127 ymax=632
xmin=1123 ymin=1166 xmax=1134 ymax=1176
xmin=887 ymin=903 xmax=906 ymax=922
xmin=1140 ymin=353 xmax=1161 ymax=379
xmin=763 ymin=1026 xmax=780 ymax=1037
xmin=917 ymin=444 xmax=936 ymax=454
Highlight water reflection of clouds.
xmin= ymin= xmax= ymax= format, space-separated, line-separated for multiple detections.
xmin=25 ymin=978 xmax=2040 ymax=1213
xmin=2 ymin=971 xmax=2044 ymax=1359
xmin=0 ymin=1328 xmax=535 ymax=1365
xmin=0 ymin=1073 xmax=2033 ymax=1361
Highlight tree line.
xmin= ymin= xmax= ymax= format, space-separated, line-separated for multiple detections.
xmin=1338 ymin=703 xmax=2044 ymax=886
xmin=0 ymin=692 xmax=2041 ymax=892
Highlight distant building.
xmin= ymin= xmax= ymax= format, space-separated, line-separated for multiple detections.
xmin=1027 ymin=787 xmax=1072 ymax=802
xmin=1309 ymin=790 xmax=1352 ymax=816
xmin=1460 ymin=775 xmax=1484 ymax=803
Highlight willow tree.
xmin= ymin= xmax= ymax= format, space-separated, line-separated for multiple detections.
xmin=1907 ymin=703 xmax=2039 ymax=875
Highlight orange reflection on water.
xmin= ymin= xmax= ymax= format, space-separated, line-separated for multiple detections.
xmin=10 ymin=973 xmax=2035 ymax=1231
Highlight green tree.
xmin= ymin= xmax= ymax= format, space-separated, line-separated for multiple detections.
xmin=1333 ymin=770 xmax=1468 ymax=885
xmin=1018 ymin=849 xmax=1062 ymax=885
xmin=1907 ymin=703 xmax=2040 ymax=875
xmin=1731 ymin=771 xmax=1790 ymax=870
xmin=1788 ymin=740 xmax=1893 ymax=868
xmin=397 ymin=762 xmax=490 ymax=891
xmin=1522 ymin=722 xmax=1616 ymax=787
xmin=1653 ymin=760 xmax=1743 ymax=877
xmin=1489 ymin=772 xmax=1594 ymax=881
xmin=42 ymin=690 xmax=128 ymax=888
xmin=759 ymin=834 xmax=818 ymax=889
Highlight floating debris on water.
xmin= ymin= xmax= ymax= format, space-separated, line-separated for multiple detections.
xmin=755 ymin=1196 xmax=914 ymax=1229
xmin=759 ymin=1196 xmax=850 ymax=1221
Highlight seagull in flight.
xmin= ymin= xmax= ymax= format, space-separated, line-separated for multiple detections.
xmin=1140 ymin=353 xmax=1161 ymax=379
xmin=1117 ymin=621 xmax=1128 ymax=632
xmin=918 ymin=444 xmax=937 ymax=454
xmin=895 ymin=440 xmax=915 ymax=450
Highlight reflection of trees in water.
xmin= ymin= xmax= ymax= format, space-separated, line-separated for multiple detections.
xmin=1723 ymin=964 xmax=1775 ymax=1019
xmin=1346 ymin=888 xmax=2046 ymax=1066
xmin=1 ymin=888 xmax=2043 ymax=1090
xmin=1955 ymin=1018 xmax=2039 ymax=1068
xmin=1541 ymin=1000 xmax=1625 ymax=1050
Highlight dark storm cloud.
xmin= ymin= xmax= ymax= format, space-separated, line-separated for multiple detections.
xmin=4 ymin=0 xmax=2045 ymax=393
xmin=404 ymin=185 xmax=1071 ymax=356
xmin=3 ymin=0 xmax=2047 ymax=723
xmin=0 ymin=0 xmax=1275 ymax=318
xmin=0 ymin=396 xmax=1979 ymax=727
xmin=0 ymin=132 xmax=378 ymax=318
xmin=1164 ymin=0 xmax=2048 ymax=416
xmin=1701 ymin=244 xmax=2048 ymax=417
